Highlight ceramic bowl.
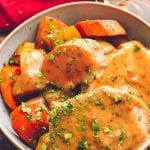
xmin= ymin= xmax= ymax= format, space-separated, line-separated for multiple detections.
xmin=0 ymin=2 xmax=150 ymax=150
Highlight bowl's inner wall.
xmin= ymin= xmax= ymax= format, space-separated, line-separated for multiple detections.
xmin=0 ymin=2 xmax=149 ymax=150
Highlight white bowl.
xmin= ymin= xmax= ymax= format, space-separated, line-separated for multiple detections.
xmin=0 ymin=2 xmax=150 ymax=150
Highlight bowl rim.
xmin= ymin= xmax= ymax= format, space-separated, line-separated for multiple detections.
xmin=0 ymin=1 xmax=150 ymax=150
xmin=0 ymin=1 xmax=150 ymax=52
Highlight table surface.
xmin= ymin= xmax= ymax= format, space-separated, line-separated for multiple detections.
xmin=0 ymin=1 xmax=150 ymax=149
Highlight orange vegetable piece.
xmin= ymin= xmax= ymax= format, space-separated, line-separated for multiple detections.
xmin=10 ymin=97 xmax=48 ymax=147
xmin=0 ymin=65 xmax=20 ymax=109
xmin=36 ymin=16 xmax=67 ymax=50
xmin=76 ymin=20 xmax=127 ymax=38
xmin=44 ymin=25 xmax=81 ymax=50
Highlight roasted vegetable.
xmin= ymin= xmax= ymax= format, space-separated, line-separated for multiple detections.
xmin=44 ymin=25 xmax=81 ymax=50
xmin=10 ymin=97 xmax=48 ymax=147
xmin=36 ymin=16 xmax=67 ymax=50
xmin=9 ymin=42 xmax=35 ymax=65
xmin=76 ymin=20 xmax=127 ymax=38
xmin=0 ymin=65 xmax=20 ymax=109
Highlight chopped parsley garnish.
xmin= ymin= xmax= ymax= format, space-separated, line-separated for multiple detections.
xmin=49 ymin=109 xmax=61 ymax=127
xmin=48 ymin=36 xmax=64 ymax=46
xmin=8 ymin=58 xmax=14 ymax=64
xmin=127 ymin=94 xmax=133 ymax=101
xmin=62 ymin=102 xmax=74 ymax=115
xmin=94 ymin=98 xmax=105 ymax=110
xmin=21 ymin=102 xmax=31 ymax=114
xmin=76 ymin=115 xmax=85 ymax=123
xmin=0 ymin=78 xmax=2 ymax=83
xmin=21 ymin=102 xmax=32 ymax=120
xmin=87 ymin=68 xmax=95 ymax=79
xmin=41 ymin=143 xmax=47 ymax=150
xmin=77 ymin=140 xmax=88 ymax=150
xmin=125 ymin=80 xmax=129 ymax=85
xmin=71 ymin=57 xmax=76 ymax=62
xmin=103 ymin=126 xmax=112 ymax=135
xmin=133 ymin=45 xmax=140 ymax=52
xmin=55 ymin=50 xmax=61 ymax=55
xmin=74 ymin=95 xmax=79 ymax=100
xmin=91 ymin=121 xmax=99 ymax=132
xmin=3 ymin=62 xmax=7 ymax=66
xmin=76 ymin=124 xmax=87 ymax=131
xmin=36 ymin=111 xmax=42 ymax=120
xmin=88 ymin=91 xmax=96 ymax=99
xmin=114 ymin=95 xmax=122 ymax=103
xmin=68 ymin=82 xmax=74 ymax=90
xmin=26 ymin=114 xmax=32 ymax=120
xmin=138 ymin=115 xmax=142 ymax=122
xmin=63 ymin=132 xmax=73 ymax=142
xmin=48 ymin=24 xmax=57 ymax=34
xmin=58 ymin=96 xmax=68 ymax=102
xmin=105 ymin=145 xmax=111 ymax=150
xmin=38 ymin=69 xmax=44 ymax=78
xmin=49 ymin=54 xmax=55 ymax=62
xmin=34 ymin=81 xmax=43 ymax=88
xmin=92 ymin=43 xmax=99 ymax=50
xmin=118 ymin=128 xmax=125 ymax=146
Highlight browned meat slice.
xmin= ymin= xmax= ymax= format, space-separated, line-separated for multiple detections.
xmin=89 ymin=41 xmax=150 ymax=106
xmin=41 ymin=39 xmax=115 ymax=90
xmin=47 ymin=86 xmax=150 ymax=150
xmin=12 ymin=50 xmax=48 ymax=100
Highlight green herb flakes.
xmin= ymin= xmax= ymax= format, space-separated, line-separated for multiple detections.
xmin=71 ymin=57 xmax=76 ymax=62
xmin=21 ymin=102 xmax=31 ymax=114
xmin=133 ymin=45 xmax=140 ymax=52
xmin=55 ymin=50 xmax=61 ymax=55
xmin=92 ymin=121 xmax=99 ymax=132
xmin=77 ymin=140 xmax=88 ymax=150
xmin=137 ymin=115 xmax=142 ymax=122
xmin=34 ymin=82 xmax=39 ymax=88
xmin=62 ymin=102 xmax=74 ymax=115
xmin=76 ymin=124 xmax=87 ymax=131
xmin=103 ymin=126 xmax=112 ymax=135
xmin=38 ymin=69 xmax=44 ymax=78
xmin=127 ymin=94 xmax=133 ymax=101
xmin=118 ymin=128 xmax=125 ymax=146
xmin=0 ymin=78 xmax=2 ymax=83
xmin=88 ymin=91 xmax=96 ymax=99
xmin=48 ymin=24 xmax=57 ymax=34
xmin=74 ymin=95 xmax=79 ymax=100
xmin=49 ymin=109 xmax=60 ymax=127
xmin=58 ymin=96 xmax=68 ymax=102
xmin=36 ymin=111 xmax=42 ymax=120
xmin=26 ymin=114 xmax=32 ymax=120
xmin=41 ymin=143 xmax=47 ymax=150
xmin=49 ymin=54 xmax=55 ymax=62
xmin=8 ymin=58 xmax=14 ymax=64
xmin=63 ymin=132 xmax=73 ymax=142
xmin=114 ymin=95 xmax=122 ymax=103
xmin=105 ymin=145 xmax=111 ymax=150
xmin=94 ymin=98 xmax=105 ymax=110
